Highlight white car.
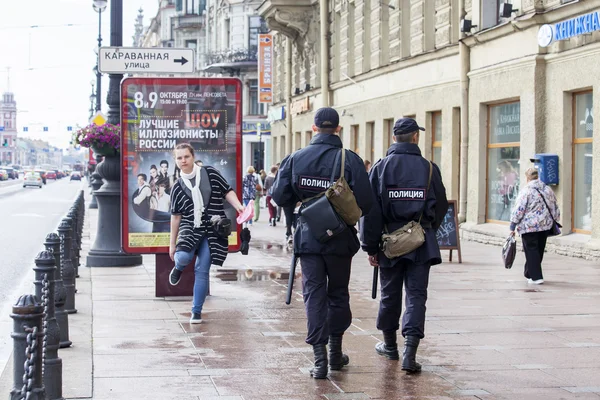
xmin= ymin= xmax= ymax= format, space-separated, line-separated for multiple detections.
xmin=23 ymin=172 xmax=43 ymax=188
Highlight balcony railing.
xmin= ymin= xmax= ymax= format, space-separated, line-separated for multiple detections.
xmin=206 ymin=48 xmax=257 ymax=65
xmin=175 ymin=15 xmax=204 ymax=29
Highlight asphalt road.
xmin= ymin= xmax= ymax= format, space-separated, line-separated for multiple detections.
xmin=0 ymin=176 xmax=86 ymax=308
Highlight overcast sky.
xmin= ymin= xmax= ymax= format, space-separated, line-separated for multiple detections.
xmin=0 ymin=0 xmax=159 ymax=150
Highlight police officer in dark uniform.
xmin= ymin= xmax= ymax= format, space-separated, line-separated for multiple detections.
xmin=360 ymin=117 xmax=448 ymax=373
xmin=272 ymin=107 xmax=373 ymax=379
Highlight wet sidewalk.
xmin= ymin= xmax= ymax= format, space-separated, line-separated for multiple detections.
xmin=83 ymin=207 xmax=600 ymax=400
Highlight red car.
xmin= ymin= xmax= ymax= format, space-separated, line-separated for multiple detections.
xmin=46 ymin=171 xmax=57 ymax=180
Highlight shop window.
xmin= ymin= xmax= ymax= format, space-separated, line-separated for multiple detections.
xmin=486 ymin=101 xmax=520 ymax=223
xmin=280 ymin=135 xmax=286 ymax=158
xmin=351 ymin=125 xmax=360 ymax=155
xmin=432 ymin=111 xmax=442 ymax=166
xmin=573 ymin=91 xmax=593 ymax=233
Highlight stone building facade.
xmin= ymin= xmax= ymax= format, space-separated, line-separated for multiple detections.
xmin=259 ymin=0 xmax=600 ymax=258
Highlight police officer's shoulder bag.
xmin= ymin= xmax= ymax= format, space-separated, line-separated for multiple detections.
xmin=326 ymin=149 xmax=362 ymax=226
xmin=380 ymin=160 xmax=432 ymax=259
xmin=300 ymin=151 xmax=347 ymax=243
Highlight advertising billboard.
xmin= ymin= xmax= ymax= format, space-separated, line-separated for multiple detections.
xmin=121 ymin=77 xmax=243 ymax=254
xmin=258 ymin=33 xmax=273 ymax=103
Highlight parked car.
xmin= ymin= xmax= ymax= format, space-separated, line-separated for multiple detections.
xmin=4 ymin=167 xmax=17 ymax=179
xmin=0 ymin=169 xmax=7 ymax=181
xmin=46 ymin=170 xmax=57 ymax=180
xmin=23 ymin=172 xmax=43 ymax=188
xmin=70 ymin=171 xmax=82 ymax=181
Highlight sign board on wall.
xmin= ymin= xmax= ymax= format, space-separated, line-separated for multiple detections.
xmin=258 ymin=34 xmax=273 ymax=103
xmin=291 ymin=98 xmax=310 ymax=115
xmin=120 ymin=77 xmax=243 ymax=254
xmin=538 ymin=10 xmax=600 ymax=47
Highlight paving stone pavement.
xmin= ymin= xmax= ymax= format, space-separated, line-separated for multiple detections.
xmin=11 ymin=204 xmax=600 ymax=400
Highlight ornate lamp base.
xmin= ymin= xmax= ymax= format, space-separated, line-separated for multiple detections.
xmin=86 ymin=154 xmax=142 ymax=267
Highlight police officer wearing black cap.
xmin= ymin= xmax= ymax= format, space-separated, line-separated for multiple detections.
xmin=360 ymin=117 xmax=448 ymax=373
xmin=272 ymin=107 xmax=373 ymax=379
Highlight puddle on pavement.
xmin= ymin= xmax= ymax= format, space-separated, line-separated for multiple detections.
xmin=214 ymin=268 xmax=300 ymax=282
xmin=250 ymin=240 xmax=293 ymax=253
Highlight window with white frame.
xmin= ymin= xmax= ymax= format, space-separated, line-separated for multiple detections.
xmin=249 ymin=80 xmax=260 ymax=115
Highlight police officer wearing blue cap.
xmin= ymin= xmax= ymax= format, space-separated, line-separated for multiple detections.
xmin=272 ymin=107 xmax=373 ymax=379
xmin=360 ymin=117 xmax=448 ymax=373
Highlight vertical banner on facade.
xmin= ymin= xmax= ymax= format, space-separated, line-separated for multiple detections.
xmin=121 ymin=77 xmax=243 ymax=254
xmin=258 ymin=33 xmax=273 ymax=103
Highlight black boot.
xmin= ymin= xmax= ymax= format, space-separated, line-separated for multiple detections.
xmin=309 ymin=344 xmax=328 ymax=379
xmin=401 ymin=336 xmax=422 ymax=373
xmin=328 ymin=335 xmax=349 ymax=370
xmin=375 ymin=331 xmax=399 ymax=360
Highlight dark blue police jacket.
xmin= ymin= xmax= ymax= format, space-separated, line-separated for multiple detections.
xmin=360 ymin=142 xmax=448 ymax=267
xmin=272 ymin=133 xmax=373 ymax=256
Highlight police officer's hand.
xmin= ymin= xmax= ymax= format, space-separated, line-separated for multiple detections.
xmin=368 ymin=254 xmax=379 ymax=267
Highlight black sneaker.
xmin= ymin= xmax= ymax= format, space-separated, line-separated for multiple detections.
xmin=190 ymin=313 xmax=202 ymax=324
xmin=169 ymin=267 xmax=182 ymax=286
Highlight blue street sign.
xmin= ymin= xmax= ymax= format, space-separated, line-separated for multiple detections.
xmin=0 ymin=126 xmax=4 ymax=132
xmin=43 ymin=127 xmax=48 ymax=132
xmin=23 ymin=127 xmax=28 ymax=132
xmin=67 ymin=126 xmax=72 ymax=131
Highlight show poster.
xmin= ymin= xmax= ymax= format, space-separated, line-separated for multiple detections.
xmin=121 ymin=78 xmax=243 ymax=254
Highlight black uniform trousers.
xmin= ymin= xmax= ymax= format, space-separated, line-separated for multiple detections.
xmin=377 ymin=259 xmax=431 ymax=339
xmin=301 ymin=254 xmax=353 ymax=345
xmin=521 ymin=230 xmax=549 ymax=281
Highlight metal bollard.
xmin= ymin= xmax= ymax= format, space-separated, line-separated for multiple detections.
xmin=33 ymin=251 xmax=64 ymax=400
xmin=58 ymin=218 xmax=77 ymax=314
xmin=67 ymin=209 xmax=80 ymax=280
xmin=44 ymin=233 xmax=71 ymax=349
xmin=10 ymin=294 xmax=46 ymax=400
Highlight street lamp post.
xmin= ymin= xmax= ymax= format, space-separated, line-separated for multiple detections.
xmin=89 ymin=82 xmax=95 ymax=120
xmin=87 ymin=0 xmax=142 ymax=267
xmin=93 ymin=0 xmax=106 ymax=112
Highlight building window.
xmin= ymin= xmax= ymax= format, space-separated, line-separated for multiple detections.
xmin=481 ymin=0 xmax=502 ymax=30
xmin=339 ymin=127 xmax=344 ymax=146
xmin=367 ymin=121 xmax=375 ymax=163
xmin=249 ymin=80 xmax=259 ymax=115
xmin=176 ymin=0 xmax=182 ymax=12
xmin=186 ymin=0 xmax=199 ymax=14
xmin=486 ymin=101 xmax=520 ymax=223
xmin=351 ymin=125 xmax=360 ymax=155
xmin=249 ymin=16 xmax=268 ymax=54
xmin=280 ymin=135 xmax=286 ymax=158
xmin=295 ymin=131 xmax=301 ymax=151
xmin=185 ymin=39 xmax=197 ymax=49
xmin=306 ymin=130 xmax=313 ymax=145
xmin=273 ymin=136 xmax=278 ymax=162
xmin=573 ymin=91 xmax=593 ymax=232
xmin=384 ymin=118 xmax=394 ymax=151
xmin=432 ymin=111 xmax=442 ymax=166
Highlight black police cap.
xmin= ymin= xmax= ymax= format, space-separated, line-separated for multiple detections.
xmin=393 ymin=118 xmax=425 ymax=135
xmin=314 ymin=107 xmax=340 ymax=129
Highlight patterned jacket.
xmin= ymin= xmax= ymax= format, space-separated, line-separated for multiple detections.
xmin=510 ymin=179 xmax=560 ymax=234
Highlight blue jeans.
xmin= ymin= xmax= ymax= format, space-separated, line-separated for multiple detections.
xmin=174 ymin=238 xmax=211 ymax=314
xmin=243 ymin=198 xmax=253 ymax=225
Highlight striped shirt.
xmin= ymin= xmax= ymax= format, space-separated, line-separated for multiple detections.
xmin=170 ymin=166 xmax=232 ymax=266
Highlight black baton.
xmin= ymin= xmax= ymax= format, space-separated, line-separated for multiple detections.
xmin=371 ymin=266 xmax=378 ymax=299
xmin=286 ymin=253 xmax=298 ymax=305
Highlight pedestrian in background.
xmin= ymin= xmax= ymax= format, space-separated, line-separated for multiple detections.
xmin=242 ymin=166 xmax=258 ymax=226
xmin=272 ymin=107 xmax=373 ymax=379
xmin=509 ymin=167 xmax=560 ymax=285
xmin=254 ymin=168 xmax=264 ymax=222
xmin=264 ymin=165 xmax=278 ymax=226
xmin=168 ymin=143 xmax=244 ymax=323
xmin=360 ymin=117 xmax=448 ymax=373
